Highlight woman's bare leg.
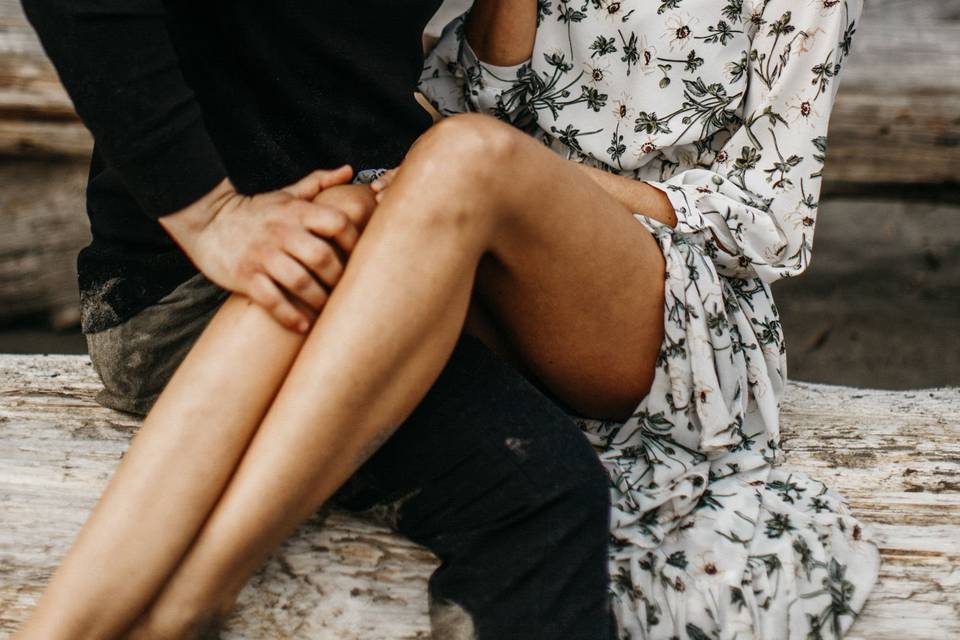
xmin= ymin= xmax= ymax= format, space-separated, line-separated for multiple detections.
xmin=13 ymin=180 xmax=400 ymax=640
xmin=11 ymin=294 xmax=316 ymax=640
xmin=130 ymin=113 xmax=667 ymax=637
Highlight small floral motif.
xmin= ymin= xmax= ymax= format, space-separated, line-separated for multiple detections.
xmin=811 ymin=0 xmax=845 ymax=17
xmin=419 ymin=2 xmax=876 ymax=638
xmin=785 ymin=91 xmax=823 ymax=128
xmin=584 ymin=59 xmax=612 ymax=87
xmin=663 ymin=11 xmax=699 ymax=51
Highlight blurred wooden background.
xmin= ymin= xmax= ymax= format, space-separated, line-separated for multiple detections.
xmin=1 ymin=0 xmax=958 ymax=387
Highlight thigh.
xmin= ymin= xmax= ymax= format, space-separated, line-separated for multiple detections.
xmin=332 ymin=332 xmax=614 ymax=639
xmin=474 ymin=129 xmax=667 ymax=421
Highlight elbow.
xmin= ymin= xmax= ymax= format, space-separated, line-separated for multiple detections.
xmin=20 ymin=0 xmax=57 ymax=20
xmin=20 ymin=0 xmax=69 ymax=40
xmin=19 ymin=0 xmax=43 ymax=25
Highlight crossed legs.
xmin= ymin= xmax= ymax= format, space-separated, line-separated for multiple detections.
xmin=134 ymin=113 xmax=667 ymax=636
xmin=17 ymin=113 xmax=667 ymax=639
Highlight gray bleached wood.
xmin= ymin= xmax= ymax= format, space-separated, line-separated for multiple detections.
xmin=0 ymin=160 xmax=89 ymax=328
xmin=0 ymin=354 xmax=958 ymax=639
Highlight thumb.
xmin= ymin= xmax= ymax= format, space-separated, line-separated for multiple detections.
xmin=283 ymin=165 xmax=353 ymax=199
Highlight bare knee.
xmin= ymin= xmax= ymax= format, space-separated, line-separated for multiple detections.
xmin=416 ymin=113 xmax=520 ymax=171
xmin=398 ymin=114 xmax=523 ymax=200
xmin=380 ymin=114 xmax=523 ymax=232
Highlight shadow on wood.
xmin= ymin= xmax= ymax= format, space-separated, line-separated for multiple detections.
xmin=1 ymin=355 xmax=958 ymax=639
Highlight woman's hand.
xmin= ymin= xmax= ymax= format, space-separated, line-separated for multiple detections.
xmin=573 ymin=162 xmax=678 ymax=228
xmin=370 ymin=169 xmax=398 ymax=203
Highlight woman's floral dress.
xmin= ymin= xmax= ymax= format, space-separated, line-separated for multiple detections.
xmin=419 ymin=1 xmax=879 ymax=638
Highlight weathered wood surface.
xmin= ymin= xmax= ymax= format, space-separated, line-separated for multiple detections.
xmin=1 ymin=355 xmax=958 ymax=639
xmin=1 ymin=0 xmax=959 ymax=188
xmin=0 ymin=1 xmax=92 ymax=156
xmin=0 ymin=160 xmax=88 ymax=328
xmin=820 ymin=0 xmax=960 ymax=189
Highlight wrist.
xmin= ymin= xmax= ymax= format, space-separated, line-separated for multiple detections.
xmin=580 ymin=162 xmax=609 ymax=181
xmin=158 ymin=177 xmax=236 ymax=241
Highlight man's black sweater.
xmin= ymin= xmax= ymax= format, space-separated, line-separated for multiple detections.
xmin=22 ymin=0 xmax=443 ymax=333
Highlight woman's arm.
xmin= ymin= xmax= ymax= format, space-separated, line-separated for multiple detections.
xmin=573 ymin=164 xmax=678 ymax=228
xmin=640 ymin=0 xmax=863 ymax=282
xmin=421 ymin=1 xmax=676 ymax=227
xmin=464 ymin=0 xmax=537 ymax=66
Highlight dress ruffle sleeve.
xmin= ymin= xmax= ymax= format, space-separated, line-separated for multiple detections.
xmin=419 ymin=12 xmax=533 ymax=122
xmin=646 ymin=0 xmax=862 ymax=283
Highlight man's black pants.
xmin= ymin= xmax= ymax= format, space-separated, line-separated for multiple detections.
xmin=86 ymin=273 xmax=615 ymax=639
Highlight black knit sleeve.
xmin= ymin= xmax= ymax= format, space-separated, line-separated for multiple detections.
xmin=21 ymin=0 xmax=227 ymax=219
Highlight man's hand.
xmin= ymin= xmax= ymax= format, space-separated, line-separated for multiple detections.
xmin=159 ymin=166 xmax=363 ymax=333
xmin=310 ymin=182 xmax=378 ymax=232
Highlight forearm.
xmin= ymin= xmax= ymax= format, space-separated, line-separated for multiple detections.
xmin=156 ymin=177 xmax=234 ymax=252
xmin=464 ymin=0 xmax=537 ymax=65
xmin=574 ymin=163 xmax=678 ymax=228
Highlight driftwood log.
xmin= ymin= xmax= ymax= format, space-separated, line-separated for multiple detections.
xmin=0 ymin=160 xmax=88 ymax=328
xmin=1 ymin=354 xmax=958 ymax=639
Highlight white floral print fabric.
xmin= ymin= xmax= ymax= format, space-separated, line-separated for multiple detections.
xmin=419 ymin=1 xmax=879 ymax=638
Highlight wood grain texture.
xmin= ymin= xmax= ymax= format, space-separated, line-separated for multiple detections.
xmin=1 ymin=354 xmax=958 ymax=639
xmin=0 ymin=1 xmax=91 ymax=157
xmin=822 ymin=0 xmax=960 ymax=189
xmin=0 ymin=160 xmax=89 ymax=328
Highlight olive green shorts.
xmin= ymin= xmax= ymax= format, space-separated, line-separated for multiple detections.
xmin=85 ymin=272 xmax=231 ymax=416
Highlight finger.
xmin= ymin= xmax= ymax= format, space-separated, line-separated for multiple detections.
xmin=309 ymin=187 xmax=374 ymax=229
xmin=336 ymin=195 xmax=376 ymax=232
xmin=264 ymin=252 xmax=331 ymax=312
xmin=301 ymin=204 xmax=360 ymax=254
xmin=284 ymin=232 xmax=345 ymax=290
xmin=317 ymin=164 xmax=354 ymax=189
xmin=247 ymin=272 xmax=311 ymax=333
xmin=288 ymin=295 xmax=319 ymax=325
xmin=282 ymin=165 xmax=354 ymax=199
xmin=370 ymin=169 xmax=397 ymax=192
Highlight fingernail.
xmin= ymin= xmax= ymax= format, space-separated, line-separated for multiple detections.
xmin=371 ymin=180 xmax=385 ymax=190
xmin=298 ymin=319 xmax=310 ymax=333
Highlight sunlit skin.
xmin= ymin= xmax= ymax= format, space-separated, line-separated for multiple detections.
xmin=14 ymin=2 xmax=680 ymax=638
